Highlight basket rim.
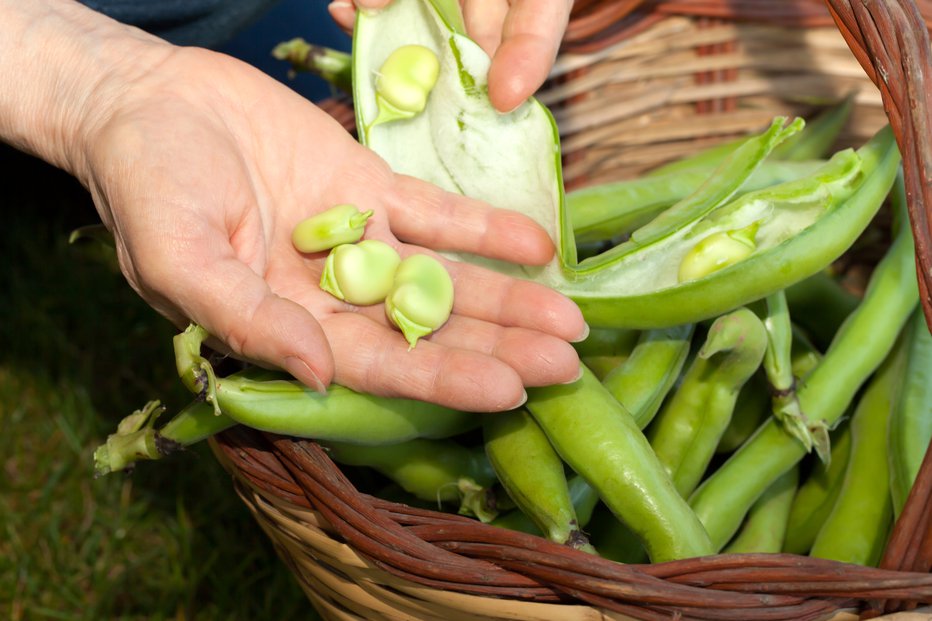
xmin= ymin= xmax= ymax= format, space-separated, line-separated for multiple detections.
xmin=210 ymin=428 xmax=932 ymax=621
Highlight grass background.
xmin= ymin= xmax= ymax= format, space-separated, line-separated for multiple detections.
xmin=0 ymin=147 xmax=315 ymax=619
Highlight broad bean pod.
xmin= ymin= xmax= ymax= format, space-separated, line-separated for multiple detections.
xmin=782 ymin=423 xmax=853 ymax=555
xmin=321 ymin=438 xmax=498 ymax=520
xmin=601 ymin=324 xmax=693 ymax=429
xmin=492 ymin=475 xmax=599 ymax=537
xmin=93 ymin=399 xmax=237 ymax=475
xmin=174 ymin=325 xmax=476 ymax=444
xmin=568 ymin=160 xmax=820 ymax=245
xmin=760 ymin=290 xmax=827 ymax=458
xmin=483 ymin=409 xmax=593 ymax=550
xmin=784 ymin=271 xmax=860 ymax=350
xmin=715 ymin=373 xmax=769 ymax=455
xmin=526 ymin=365 xmax=713 ymax=562
xmin=647 ymin=308 xmax=768 ymax=497
xmin=888 ymin=308 xmax=932 ymax=517
xmin=808 ymin=331 xmax=900 ymax=566
xmin=689 ymin=179 xmax=919 ymax=549
xmin=723 ymin=466 xmax=798 ymax=555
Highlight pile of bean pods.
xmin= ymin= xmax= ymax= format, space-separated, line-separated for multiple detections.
xmin=92 ymin=0 xmax=932 ymax=571
xmin=93 ymin=113 xmax=932 ymax=569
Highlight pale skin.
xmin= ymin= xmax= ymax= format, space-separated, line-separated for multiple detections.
xmin=0 ymin=0 xmax=581 ymax=412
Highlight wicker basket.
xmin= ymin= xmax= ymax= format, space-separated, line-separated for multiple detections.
xmin=211 ymin=1 xmax=932 ymax=619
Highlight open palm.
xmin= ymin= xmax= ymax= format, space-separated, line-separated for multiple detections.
xmin=82 ymin=46 xmax=585 ymax=411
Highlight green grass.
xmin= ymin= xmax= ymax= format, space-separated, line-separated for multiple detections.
xmin=0 ymin=147 xmax=316 ymax=620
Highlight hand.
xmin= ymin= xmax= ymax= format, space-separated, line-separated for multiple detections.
xmin=76 ymin=44 xmax=586 ymax=411
xmin=328 ymin=0 xmax=573 ymax=112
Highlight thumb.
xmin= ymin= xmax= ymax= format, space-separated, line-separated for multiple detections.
xmin=162 ymin=249 xmax=335 ymax=392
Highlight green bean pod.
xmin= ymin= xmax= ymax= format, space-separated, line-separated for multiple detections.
xmin=809 ymin=329 xmax=903 ymax=566
xmin=888 ymin=308 xmax=932 ymax=517
xmin=723 ymin=465 xmax=798 ymax=554
xmin=93 ymin=399 xmax=238 ymax=475
xmin=582 ymin=355 xmax=627 ymax=381
xmin=321 ymin=438 xmax=497 ymax=520
xmin=782 ymin=423 xmax=853 ymax=555
xmin=601 ymin=324 xmax=694 ymax=429
xmin=484 ymin=409 xmax=593 ymax=550
xmin=586 ymin=506 xmax=649 ymax=564
xmin=569 ymin=97 xmax=855 ymax=244
xmin=760 ymin=290 xmax=828 ymax=458
xmin=784 ymin=271 xmax=860 ymax=350
xmin=570 ymin=125 xmax=900 ymax=328
xmin=689 ymin=176 xmax=919 ymax=550
xmin=173 ymin=325 xmax=476 ymax=444
xmin=768 ymin=94 xmax=854 ymax=161
xmin=526 ymin=365 xmax=714 ymax=562
xmin=568 ymin=160 xmax=820 ymax=244
xmin=715 ymin=373 xmax=769 ymax=455
xmin=491 ymin=475 xmax=600 ymax=540
xmin=572 ymin=327 xmax=640 ymax=358
xmin=647 ymin=308 xmax=768 ymax=497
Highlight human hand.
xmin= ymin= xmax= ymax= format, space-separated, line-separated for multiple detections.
xmin=74 ymin=43 xmax=585 ymax=411
xmin=328 ymin=0 xmax=573 ymax=112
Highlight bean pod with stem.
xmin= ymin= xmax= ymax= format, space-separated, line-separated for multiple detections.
xmin=689 ymin=172 xmax=919 ymax=550
xmin=174 ymin=324 xmax=477 ymax=444
xmin=321 ymin=438 xmax=499 ymax=521
xmin=647 ymin=307 xmax=768 ymax=497
xmin=483 ymin=409 xmax=595 ymax=551
xmin=723 ymin=465 xmax=799 ymax=555
xmin=888 ymin=308 xmax=932 ymax=517
xmin=526 ymin=365 xmax=714 ymax=562
xmin=807 ymin=332 xmax=901 ymax=566
xmin=782 ymin=422 xmax=853 ymax=555
xmin=601 ymin=324 xmax=694 ymax=430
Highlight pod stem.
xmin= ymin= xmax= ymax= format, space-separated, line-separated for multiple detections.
xmin=272 ymin=39 xmax=353 ymax=93
xmin=173 ymin=324 xmax=221 ymax=415
xmin=457 ymin=478 xmax=499 ymax=523
xmin=93 ymin=399 xmax=237 ymax=476
xmin=762 ymin=291 xmax=831 ymax=461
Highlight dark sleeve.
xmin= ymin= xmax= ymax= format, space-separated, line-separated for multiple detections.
xmin=81 ymin=0 xmax=282 ymax=48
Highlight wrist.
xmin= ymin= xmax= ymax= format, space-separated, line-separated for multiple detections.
xmin=0 ymin=0 xmax=171 ymax=180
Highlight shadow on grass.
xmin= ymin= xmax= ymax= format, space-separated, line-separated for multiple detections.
xmin=0 ymin=146 xmax=315 ymax=620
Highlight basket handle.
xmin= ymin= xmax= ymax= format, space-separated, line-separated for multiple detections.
xmin=824 ymin=0 xmax=932 ymax=332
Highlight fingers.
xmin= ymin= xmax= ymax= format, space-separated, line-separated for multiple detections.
xmin=345 ymin=246 xmax=587 ymax=344
xmin=486 ymin=0 xmax=572 ymax=112
xmin=426 ymin=314 xmax=582 ymax=387
xmin=462 ymin=0 xmax=510 ymax=57
xmin=385 ymin=174 xmax=555 ymax=265
xmin=442 ymin=257 xmax=589 ymax=343
xmin=323 ymin=312 xmax=531 ymax=411
xmin=327 ymin=0 xmax=356 ymax=32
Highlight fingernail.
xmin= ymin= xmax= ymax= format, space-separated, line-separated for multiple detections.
xmin=571 ymin=322 xmax=590 ymax=343
xmin=510 ymin=389 xmax=528 ymax=409
xmin=560 ymin=365 xmax=584 ymax=385
xmin=284 ymin=356 xmax=328 ymax=394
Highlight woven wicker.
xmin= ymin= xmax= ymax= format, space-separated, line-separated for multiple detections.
xmin=212 ymin=1 xmax=932 ymax=620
